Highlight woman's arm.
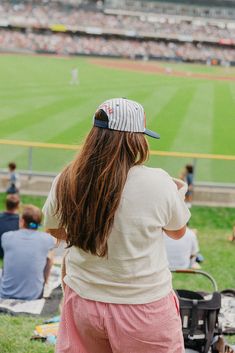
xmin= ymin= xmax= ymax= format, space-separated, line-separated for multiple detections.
xmin=163 ymin=225 xmax=186 ymax=240
xmin=44 ymin=250 xmax=54 ymax=284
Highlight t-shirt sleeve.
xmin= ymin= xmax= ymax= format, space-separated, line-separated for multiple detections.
xmin=42 ymin=175 xmax=60 ymax=229
xmin=164 ymin=175 xmax=191 ymax=231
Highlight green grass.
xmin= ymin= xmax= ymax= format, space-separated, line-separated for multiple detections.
xmin=0 ymin=316 xmax=54 ymax=353
xmin=173 ymin=206 xmax=235 ymax=292
xmin=0 ymin=193 xmax=46 ymax=210
xmin=0 ymin=54 xmax=235 ymax=182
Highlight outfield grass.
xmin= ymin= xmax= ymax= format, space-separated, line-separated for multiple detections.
xmin=0 ymin=54 xmax=235 ymax=182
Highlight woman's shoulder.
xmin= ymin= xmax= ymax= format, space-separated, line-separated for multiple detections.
xmin=127 ymin=166 xmax=174 ymax=194
xmin=130 ymin=165 xmax=170 ymax=179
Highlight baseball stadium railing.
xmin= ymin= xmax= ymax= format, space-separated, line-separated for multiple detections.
xmin=0 ymin=139 xmax=235 ymax=187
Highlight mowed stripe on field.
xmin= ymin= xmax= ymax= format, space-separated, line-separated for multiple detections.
xmin=210 ymin=82 xmax=235 ymax=182
xmin=0 ymin=95 xmax=85 ymax=139
xmin=0 ymin=94 xmax=62 ymax=123
xmin=0 ymin=84 xmax=72 ymax=105
xmin=164 ymin=83 xmax=214 ymax=180
xmin=0 ymin=95 xmax=95 ymax=168
xmin=149 ymin=84 xmax=197 ymax=152
xmin=213 ymin=83 xmax=235 ymax=155
xmin=170 ymin=82 xmax=214 ymax=154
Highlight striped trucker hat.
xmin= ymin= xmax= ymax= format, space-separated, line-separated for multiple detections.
xmin=93 ymin=98 xmax=160 ymax=139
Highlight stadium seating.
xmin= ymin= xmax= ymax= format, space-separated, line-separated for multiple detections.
xmin=0 ymin=0 xmax=234 ymax=64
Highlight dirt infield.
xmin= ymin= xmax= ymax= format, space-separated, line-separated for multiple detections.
xmin=90 ymin=58 xmax=235 ymax=82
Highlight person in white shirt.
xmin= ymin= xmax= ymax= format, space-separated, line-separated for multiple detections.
xmin=164 ymin=226 xmax=199 ymax=269
xmin=43 ymin=98 xmax=190 ymax=353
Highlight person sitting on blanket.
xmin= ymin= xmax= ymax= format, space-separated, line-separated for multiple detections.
xmin=0 ymin=205 xmax=55 ymax=300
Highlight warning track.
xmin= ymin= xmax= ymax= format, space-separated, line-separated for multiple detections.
xmin=90 ymin=58 xmax=235 ymax=82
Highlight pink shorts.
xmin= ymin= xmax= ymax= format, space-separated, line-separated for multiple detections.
xmin=56 ymin=285 xmax=184 ymax=353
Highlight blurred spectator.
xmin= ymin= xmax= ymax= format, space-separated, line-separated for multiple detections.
xmin=6 ymin=162 xmax=20 ymax=194
xmin=164 ymin=226 xmax=201 ymax=269
xmin=0 ymin=194 xmax=20 ymax=259
xmin=0 ymin=1 xmax=235 ymax=65
xmin=180 ymin=164 xmax=194 ymax=208
xmin=0 ymin=205 xmax=55 ymax=300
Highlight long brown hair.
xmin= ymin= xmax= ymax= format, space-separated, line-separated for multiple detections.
xmin=55 ymin=127 xmax=149 ymax=257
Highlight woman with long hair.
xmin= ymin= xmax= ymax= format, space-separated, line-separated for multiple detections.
xmin=43 ymin=98 xmax=190 ymax=353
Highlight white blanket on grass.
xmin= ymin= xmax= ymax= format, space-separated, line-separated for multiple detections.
xmin=0 ymin=266 xmax=61 ymax=315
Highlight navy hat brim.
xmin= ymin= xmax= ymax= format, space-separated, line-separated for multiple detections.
xmin=94 ymin=118 xmax=160 ymax=139
xmin=144 ymin=128 xmax=160 ymax=139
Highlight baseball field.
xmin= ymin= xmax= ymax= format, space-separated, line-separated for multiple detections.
xmin=0 ymin=54 xmax=235 ymax=352
xmin=0 ymin=54 xmax=235 ymax=182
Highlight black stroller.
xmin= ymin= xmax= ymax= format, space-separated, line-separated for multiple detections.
xmin=172 ymin=269 xmax=222 ymax=353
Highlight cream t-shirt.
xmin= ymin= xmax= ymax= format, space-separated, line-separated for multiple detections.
xmin=43 ymin=165 xmax=190 ymax=304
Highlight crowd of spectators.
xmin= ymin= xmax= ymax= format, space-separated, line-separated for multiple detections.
xmin=0 ymin=1 xmax=234 ymax=64
xmin=0 ymin=2 xmax=235 ymax=42
xmin=1 ymin=29 xmax=235 ymax=63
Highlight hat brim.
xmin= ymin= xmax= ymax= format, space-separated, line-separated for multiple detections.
xmin=94 ymin=119 xmax=160 ymax=139
xmin=144 ymin=128 xmax=160 ymax=139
